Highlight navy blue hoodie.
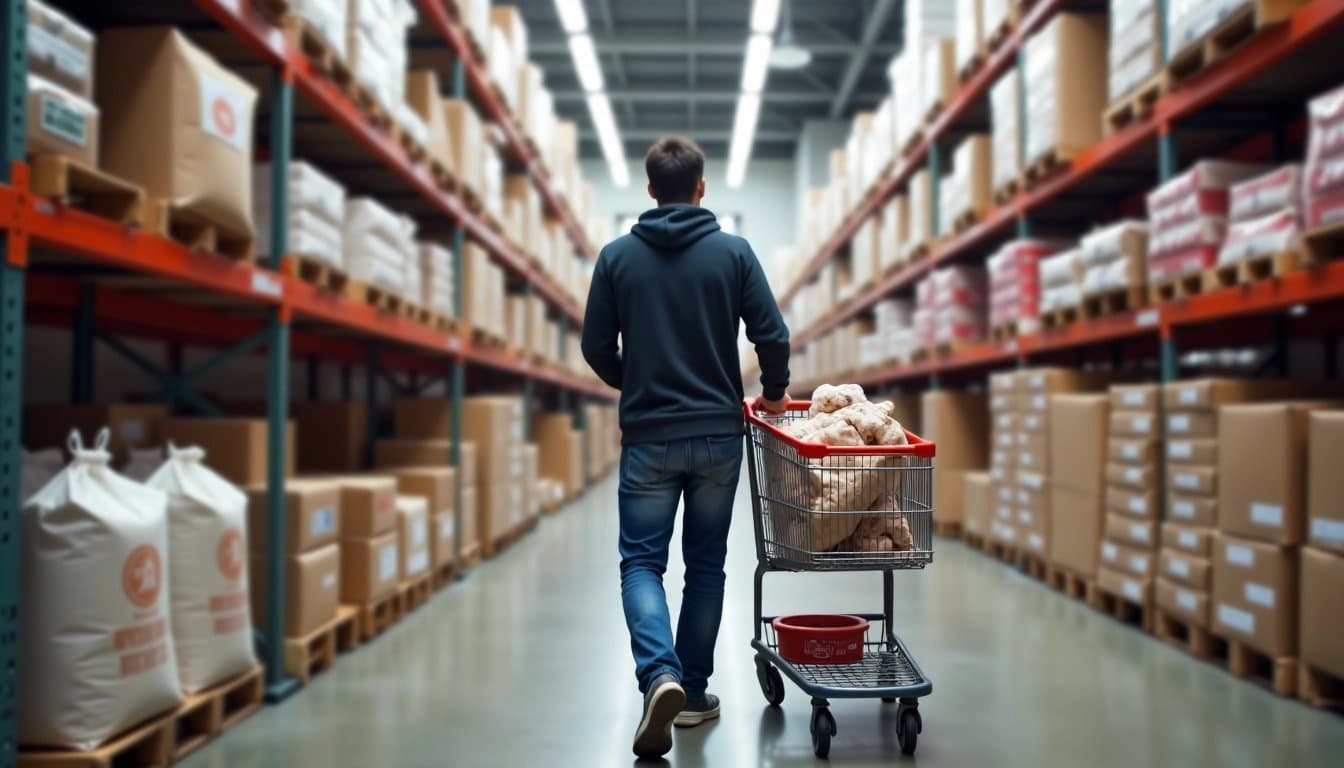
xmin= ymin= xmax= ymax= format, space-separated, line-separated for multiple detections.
xmin=581 ymin=204 xmax=791 ymax=445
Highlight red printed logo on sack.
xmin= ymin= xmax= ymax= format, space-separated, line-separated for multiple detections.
xmin=122 ymin=546 xmax=162 ymax=609
xmin=212 ymin=97 xmax=236 ymax=138
xmin=217 ymin=528 xmax=245 ymax=582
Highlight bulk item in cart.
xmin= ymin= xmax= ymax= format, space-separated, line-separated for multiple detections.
xmin=743 ymin=400 xmax=935 ymax=758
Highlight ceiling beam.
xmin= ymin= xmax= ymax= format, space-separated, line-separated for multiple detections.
xmin=687 ymin=0 xmax=696 ymax=35
xmin=582 ymin=129 xmax=798 ymax=142
xmin=555 ymin=89 xmax=888 ymax=104
xmin=830 ymin=0 xmax=896 ymax=117
xmin=532 ymin=33 xmax=899 ymax=57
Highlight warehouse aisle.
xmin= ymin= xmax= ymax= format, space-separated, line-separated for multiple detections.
xmin=182 ymin=472 xmax=1344 ymax=768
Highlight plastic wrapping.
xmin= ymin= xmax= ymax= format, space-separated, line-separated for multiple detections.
xmin=990 ymin=73 xmax=1019 ymax=190
xmin=1217 ymin=209 xmax=1302 ymax=266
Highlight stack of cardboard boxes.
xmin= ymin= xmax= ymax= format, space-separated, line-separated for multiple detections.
xmin=246 ymin=479 xmax=341 ymax=640
xmin=535 ymin=412 xmax=585 ymax=502
xmin=389 ymin=466 xmax=458 ymax=582
xmin=1047 ymin=393 xmax=1111 ymax=586
xmin=920 ymin=390 xmax=988 ymax=534
xmin=395 ymin=495 xmax=431 ymax=590
xmin=374 ymin=407 xmax=480 ymax=562
xmin=335 ymin=476 xmax=400 ymax=609
xmin=1301 ymin=411 xmax=1344 ymax=700
xmin=963 ymin=471 xmax=993 ymax=546
xmin=1097 ymin=384 xmax=1162 ymax=621
xmin=987 ymin=372 xmax=1019 ymax=551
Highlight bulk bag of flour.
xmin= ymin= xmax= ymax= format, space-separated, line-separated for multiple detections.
xmin=146 ymin=445 xmax=256 ymax=694
xmin=19 ymin=430 xmax=183 ymax=750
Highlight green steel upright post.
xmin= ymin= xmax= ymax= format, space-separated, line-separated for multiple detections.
xmin=927 ymin=142 xmax=941 ymax=239
xmin=263 ymin=69 xmax=299 ymax=702
xmin=451 ymin=57 xmax=467 ymax=568
xmin=1159 ymin=131 xmax=1179 ymax=185
xmin=1156 ymin=129 xmax=1178 ymax=526
xmin=365 ymin=341 xmax=379 ymax=465
xmin=1 ymin=0 xmax=25 ymax=758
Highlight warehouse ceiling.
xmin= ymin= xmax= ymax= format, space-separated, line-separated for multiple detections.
xmin=514 ymin=0 xmax=904 ymax=162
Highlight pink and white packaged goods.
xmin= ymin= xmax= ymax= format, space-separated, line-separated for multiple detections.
xmin=1080 ymin=222 xmax=1148 ymax=298
xmin=1228 ymin=165 xmax=1302 ymax=222
xmin=1217 ymin=209 xmax=1302 ymax=269
xmin=988 ymin=239 xmax=1065 ymax=331
xmin=1146 ymin=160 xmax=1267 ymax=281
xmin=1306 ymin=84 xmax=1344 ymax=227
xmin=931 ymin=266 xmax=988 ymax=345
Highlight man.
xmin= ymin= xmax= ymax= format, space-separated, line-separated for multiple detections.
xmin=581 ymin=136 xmax=791 ymax=759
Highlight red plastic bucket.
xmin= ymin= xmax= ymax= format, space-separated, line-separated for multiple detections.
xmin=772 ymin=614 xmax=869 ymax=665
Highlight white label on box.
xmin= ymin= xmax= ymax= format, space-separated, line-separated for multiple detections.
xmin=1020 ymin=472 xmax=1044 ymax=490
xmin=1020 ymin=451 xmax=1034 ymax=466
xmin=1179 ymin=388 xmax=1198 ymax=405
xmin=1129 ymin=522 xmax=1149 ymax=542
xmin=1102 ymin=542 xmax=1118 ymax=562
xmin=1031 ymin=395 xmax=1045 ymax=411
xmin=408 ymin=550 xmax=429 ymax=575
xmin=1226 ymin=544 xmax=1254 ymax=568
xmin=119 ymin=419 xmax=145 ymax=442
xmin=1122 ymin=391 xmax=1145 ymax=407
xmin=312 ymin=506 xmax=335 ymax=538
xmin=1311 ymin=518 xmax=1344 ymax=545
xmin=998 ymin=434 xmax=1013 ymax=447
xmin=1028 ymin=533 xmax=1044 ymax=551
xmin=1017 ymin=489 xmax=1030 ymax=504
xmin=40 ymin=94 xmax=87 ymax=147
xmin=996 ymin=505 xmax=1013 ymax=520
xmin=439 ymin=517 xmax=455 ymax=539
xmin=379 ymin=545 xmax=398 ymax=582
xmin=1168 ymin=558 xmax=1190 ymax=579
xmin=1176 ymin=590 xmax=1197 ymax=612
xmin=1218 ymin=604 xmax=1255 ymax=635
xmin=1169 ymin=441 xmax=1193 ymax=460
xmin=1178 ymin=530 xmax=1198 ymax=550
xmin=1025 ymin=415 xmax=1041 ymax=431
xmin=251 ymin=272 xmax=283 ymax=297
xmin=322 ymin=572 xmax=337 ymax=590
xmin=1244 ymin=583 xmax=1275 ymax=609
xmin=1016 ymin=433 xmax=1029 ymax=446
xmin=1132 ymin=416 xmax=1151 ymax=434
xmin=1029 ymin=373 xmax=1045 ymax=389
xmin=1175 ymin=473 xmax=1200 ymax=490
xmin=1172 ymin=500 xmax=1194 ymax=519
xmin=1122 ymin=580 xmax=1142 ymax=601
xmin=999 ymin=487 xmax=1014 ymax=502
xmin=1250 ymin=503 xmax=1283 ymax=528
xmin=992 ymin=467 xmax=1004 ymax=482
xmin=1122 ymin=444 xmax=1140 ymax=460
xmin=997 ymin=414 xmax=1013 ymax=428
xmin=200 ymin=71 xmax=249 ymax=152
xmin=1125 ymin=468 xmax=1142 ymax=484
xmin=1130 ymin=497 xmax=1148 ymax=515
xmin=1019 ymin=510 xmax=1033 ymax=525
xmin=1136 ymin=309 xmax=1160 ymax=327
xmin=1169 ymin=414 xmax=1191 ymax=433
xmin=29 ymin=26 xmax=91 ymax=83
xmin=1129 ymin=554 xmax=1149 ymax=573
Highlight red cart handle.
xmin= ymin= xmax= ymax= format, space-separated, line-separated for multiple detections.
xmin=743 ymin=399 xmax=937 ymax=460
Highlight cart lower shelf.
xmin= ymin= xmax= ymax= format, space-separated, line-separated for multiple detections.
xmin=770 ymin=640 xmax=925 ymax=690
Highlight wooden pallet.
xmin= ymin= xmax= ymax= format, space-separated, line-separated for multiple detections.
xmin=471 ymin=327 xmax=509 ymax=351
xmin=983 ymin=4 xmax=1021 ymax=56
xmin=899 ymin=129 xmax=924 ymax=160
xmin=354 ymin=590 xmax=405 ymax=642
xmin=985 ymin=539 xmax=1018 ymax=566
xmin=402 ymin=302 xmax=434 ymax=326
xmin=951 ymin=209 xmax=981 ymax=235
xmin=962 ymin=530 xmax=987 ymax=551
xmin=1081 ymin=285 xmax=1147 ymax=318
xmin=1019 ymin=552 xmax=1049 ymax=582
xmin=284 ymin=254 xmax=359 ymax=298
xmin=363 ymin=284 xmax=405 ymax=314
xmin=147 ymin=199 xmax=254 ymax=261
xmin=1153 ymin=609 xmax=1227 ymax=661
xmin=1046 ymin=567 xmax=1092 ymax=602
xmin=172 ymin=666 xmax=265 ymax=762
xmin=428 ymin=157 xmax=459 ymax=194
xmin=280 ymin=14 xmax=352 ymax=87
xmin=1149 ymin=271 xmax=1205 ymax=304
xmin=933 ymin=519 xmax=963 ymax=538
xmin=1040 ymin=305 xmax=1079 ymax=331
xmin=990 ymin=320 xmax=1022 ymax=342
xmin=1167 ymin=0 xmax=1301 ymax=88
xmin=459 ymin=541 xmax=482 ymax=571
xmin=282 ymin=604 xmax=360 ymax=685
xmin=400 ymin=571 xmax=435 ymax=613
xmin=1224 ymin=640 xmax=1297 ymax=697
xmin=957 ymin=51 xmax=986 ymax=85
xmin=993 ymin=178 xmax=1020 ymax=207
xmin=390 ymin=122 xmax=429 ymax=165
xmin=1089 ymin=582 xmax=1153 ymax=633
xmin=1298 ymin=663 xmax=1344 ymax=710
xmin=1303 ymin=218 xmax=1344 ymax=264
xmin=30 ymin=152 xmax=147 ymax=226
xmin=1023 ymin=149 xmax=1073 ymax=186
xmin=1203 ymin=251 xmax=1302 ymax=292
xmin=1103 ymin=71 xmax=1169 ymax=136
xmin=932 ymin=339 xmax=979 ymax=358
xmin=432 ymin=560 xmax=458 ymax=591
xmin=19 ymin=712 xmax=175 ymax=768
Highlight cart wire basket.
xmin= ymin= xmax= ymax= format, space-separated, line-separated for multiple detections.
xmin=743 ymin=399 xmax=935 ymax=758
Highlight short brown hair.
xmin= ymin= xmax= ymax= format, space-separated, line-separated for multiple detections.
xmin=645 ymin=136 xmax=705 ymax=203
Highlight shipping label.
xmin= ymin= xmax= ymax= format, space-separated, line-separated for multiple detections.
xmin=1122 ymin=580 xmax=1142 ymax=601
xmin=408 ymin=550 xmax=429 ymax=575
xmin=1167 ymin=558 xmax=1190 ymax=579
xmin=29 ymin=25 xmax=90 ymax=83
xmin=1101 ymin=542 xmax=1118 ymax=562
xmin=440 ymin=516 xmax=455 ymax=539
xmin=1226 ymin=543 xmax=1254 ymax=568
xmin=1130 ymin=497 xmax=1148 ymax=515
xmin=1250 ymin=503 xmax=1284 ymax=528
xmin=1312 ymin=518 xmax=1344 ymax=545
xmin=1129 ymin=522 xmax=1150 ymax=542
xmin=1244 ymin=583 xmax=1275 ymax=609
xmin=1217 ymin=603 xmax=1254 ymax=635
xmin=1171 ymin=499 xmax=1194 ymax=519
xmin=379 ymin=545 xmax=398 ymax=583
xmin=1169 ymin=414 xmax=1191 ymax=433
xmin=1168 ymin=441 xmax=1193 ymax=460
xmin=200 ymin=72 xmax=249 ymax=152
xmin=312 ymin=506 xmax=336 ymax=538
xmin=39 ymin=94 xmax=87 ymax=147
xmin=1176 ymin=590 xmax=1197 ymax=612
xmin=1178 ymin=530 xmax=1198 ymax=550
xmin=1028 ymin=533 xmax=1043 ymax=552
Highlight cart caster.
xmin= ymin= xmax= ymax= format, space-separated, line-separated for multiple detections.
xmin=881 ymin=697 xmax=896 ymax=703
xmin=896 ymin=706 xmax=921 ymax=756
xmin=755 ymin=657 xmax=785 ymax=707
xmin=810 ymin=707 xmax=836 ymax=759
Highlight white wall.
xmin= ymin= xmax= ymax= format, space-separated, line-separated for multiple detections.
xmin=582 ymin=157 xmax=798 ymax=281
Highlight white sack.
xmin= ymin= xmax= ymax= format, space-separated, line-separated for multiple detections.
xmin=20 ymin=446 xmax=64 ymax=500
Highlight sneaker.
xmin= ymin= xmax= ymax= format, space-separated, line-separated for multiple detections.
xmin=633 ymin=673 xmax=686 ymax=758
xmin=674 ymin=694 xmax=721 ymax=728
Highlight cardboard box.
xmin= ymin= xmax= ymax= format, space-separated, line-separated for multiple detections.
xmin=374 ymin=438 xmax=452 ymax=468
xmin=1109 ymin=383 xmax=1160 ymax=414
xmin=1050 ymin=485 xmax=1103 ymax=577
xmin=443 ymin=99 xmax=483 ymax=192
xmin=1049 ymin=394 xmax=1109 ymax=495
xmin=1163 ymin=377 xmax=1337 ymax=411
xmin=1106 ymin=462 xmax=1155 ymax=491
xmin=246 ymin=477 xmax=341 ymax=556
xmin=1015 ymin=367 xmax=1116 ymax=395
xmin=1160 ymin=548 xmax=1211 ymax=590
xmin=340 ymin=532 xmax=399 ymax=604
xmin=964 ymin=471 xmax=992 ymax=536
xmin=98 ymin=27 xmax=257 ymax=243
xmin=292 ymin=401 xmax=366 ymax=473
xmin=1212 ymin=533 xmax=1298 ymax=657
xmin=1163 ymin=522 xmax=1213 ymax=557
xmin=333 ymin=476 xmax=397 ymax=539
xmin=460 ymin=485 xmax=478 ymax=553
xmin=1108 ymin=437 xmax=1160 ymax=465
xmin=390 ymin=466 xmax=455 ymax=518
xmin=1018 ymin=431 xmax=1050 ymax=472
xmin=920 ymin=391 xmax=989 ymax=469
xmin=939 ymin=468 xmax=970 ymax=526
xmin=1220 ymin=402 xmax=1344 ymax=546
xmin=1168 ymin=465 xmax=1217 ymax=497
xmin=27 ymin=75 xmax=98 ymax=166
xmin=160 ymin=418 xmax=295 ymax=487
xmin=431 ymin=512 xmax=456 ymax=570
xmin=479 ymin=481 xmax=522 ymax=546
xmin=249 ymin=543 xmax=340 ymax=637
xmin=1165 ymin=410 xmax=1217 ymax=439
xmin=396 ymin=495 xmax=431 ymax=580
xmin=535 ymin=413 xmax=583 ymax=494
xmin=1109 ymin=410 xmax=1158 ymax=439
xmin=1105 ymin=512 xmax=1156 ymax=548
xmin=1300 ymin=546 xmax=1344 ymax=679
xmin=1308 ymin=411 xmax=1344 ymax=554
xmin=1106 ymin=485 xmax=1159 ymax=520
xmin=406 ymin=70 xmax=452 ymax=173
xmin=1097 ymin=565 xmax=1150 ymax=605
xmin=1099 ymin=537 xmax=1154 ymax=578
xmin=27 ymin=0 xmax=96 ymax=96
xmin=524 ymin=443 xmax=540 ymax=518
xmin=1156 ymin=577 xmax=1209 ymax=628
xmin=1024 ymin=13 xmax=1108 ymax=162
xmin=1166 ymin=438 xmax=1217 ymax=466
xmin=24 ymin=403 xmax=167 ymax=465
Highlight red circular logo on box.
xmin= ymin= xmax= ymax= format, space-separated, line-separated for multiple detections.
xmin=212 ymin=97 xmax=236 ymax=138
xmin=122 ymin=545 xmax=162 ymax=608
xmin=217 ymin=528 xmax=244 ymax=582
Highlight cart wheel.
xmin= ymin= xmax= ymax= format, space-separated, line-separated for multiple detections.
xmin=881 ymin=697 xmax=896 ymax=704
xmin=756 ymin=660 xmax=785 ymax=706
xmin=897 ymin=707 xmax=921 ymax=756
xmin=811 ymin=708 xmax=836 ymax=759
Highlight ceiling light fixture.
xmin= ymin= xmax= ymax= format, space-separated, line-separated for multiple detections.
xmin=741 ymin=34 xmax=773 ymax=93
xmin=726 ymin=93 xmax=761 ymax=189
xmin=750 ymin=0 xmax=782 ymax=34
xmin=553 ymin=0 xmax=589 ymax=34
xmin=770 ymin=0 xmax=812 ymax=70
xmin=587 ymin=93 xmax=629 ymax=187
xmin=554 ymin=1 xmax=625 ymax=186
xmin=569 ymin=34 xmax=605 ymax=92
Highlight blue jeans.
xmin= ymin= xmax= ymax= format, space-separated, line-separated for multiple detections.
xmin=619 ymin=434 xmax=744 ymax=701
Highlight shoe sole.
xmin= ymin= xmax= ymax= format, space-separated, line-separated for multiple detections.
xmin=633 ymin=681 xmax=687 ymax=758
xmin=674 ymin=707 xmax=721 ymax=728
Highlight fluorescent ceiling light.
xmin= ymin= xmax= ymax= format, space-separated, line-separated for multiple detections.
xmin=569 ymin=34 xmax=605 ymax=93
xmin=741 ymin=34 xmax=772 ymax=93
xmin=750 ymin=0 xmax=781 ymax=34
xmin=726 ymin=93 xmax=762 ymax=189
xmin=554 ymin=0 xmax=589 ymax=34
xmin=586 ymin=93 xmax=629 ymax=187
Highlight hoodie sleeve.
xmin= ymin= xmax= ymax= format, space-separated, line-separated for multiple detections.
xmin=581 ymin=252 xmax=624 ymax=390
xmin=740 ymin=246 xmax=791 ymax=401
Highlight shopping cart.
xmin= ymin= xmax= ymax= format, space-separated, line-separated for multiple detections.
xmin=743 ymin=400 xmax=935 ymax=758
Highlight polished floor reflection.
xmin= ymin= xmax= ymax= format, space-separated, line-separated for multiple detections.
xmin=181 ymin=470 xmax=1344 ymax=767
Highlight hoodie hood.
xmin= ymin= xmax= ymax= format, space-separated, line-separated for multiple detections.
xmin=631 ymin=204 xmax=721 ymax=251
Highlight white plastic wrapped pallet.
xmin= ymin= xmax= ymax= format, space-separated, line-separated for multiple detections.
xmin=344 ymin=198 xmax=407 ymax=295
xmin=1079 ymin=220 xmax=1148 ymax=296
xmin=1109 ymin=0 xmax=1160 ymax=102
xmin=956 ymin=0 xmax=983 ymax=73
xmin=286 ymin=0 xmax=348 ymax=60
xmin=420 ymin=242 xmax=455 ymax=318
xmin=146 ymin=446 xmax=256 ymax=694
xmin=1039 ymin=248 xmax=1083 ymax=312
xmin=990 ymin=72 xmax=1020 ymax=191
xmin=19 ymin=430 xmax=183 ymax=750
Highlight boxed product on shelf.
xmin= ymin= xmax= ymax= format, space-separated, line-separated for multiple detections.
xmin=988 ymin=372 xmax=1019 ymax=546
xmin=987 ymin=239 xmax=1059 ymax=333
xmin=406 ymin=69 xmax=454 ymax=174
xmin=982 ymin=0 xmax=1011 ymax=41
xmin=906 ymin=169 xmax=933 ymax=258
xmin=964 ymin=470 xmax=992 ymax=541
xmin=396 ymin=495 xmax=431 ymax=581
xmin=487 ymin=25 xmax=518 ymax=113
xmin=160 ymin=419 xmax=294 ymax=487
xmin=845 ymin=112 xmax=874 ymax=200
xmin=460 ymin=243 xmax=507 ymax=340
xmin=344 ymin=198 xmax=410 ymax=298
xmin=1167 ymin=0 xmax=1304 ymax=60
xmin=340 ymin=530 xmax=399 ymax=603
xmin=389 ymin=467 xmax=456 ymax=570
xmin=879 ymin=195 xmax=909 ymax=273
xmin=245 ymin=478 xmax=341 ymax=556
xmin=940 ymin=134 xmax=991 ymax=233
xmin=1217 ymin=208 xmax=1303 ymax=269
xmin=248 ymin=541 xmax=339 ymax=638
xmin=990 ymin=71 xmax=1019 ymax=193
xmin=1146 ymin=159 xmax=1268 ymax=282
xmin=1308 ymin=411 xmax=1344 ymax=554
xmin=98 ymin=26 xmax=258 ymax=244
xmin=253 ymin=161 xmax=346 ymax=266
xmin=930 ymin=265 xmax=987 ymax=346
xmin=535 ymin=412 xmax=584 ymax=497
xmin=291 ymin=401 xmax=366 ymax=473
xmin=444 ymin=99 xmax=485 ymax=195
xmin=866 ymin=98 xmax=896 ymax=187
xmin=889 ymin=53 xmax=922 ymax=150
xmin=921 ymin=38 xmax=957 ymax=118
xmin=851 ymin=215 xmax=880 ymax=292
xmin=921 ymin=390 xmax=990 ymax=528
xmin=373 ymin=438 xmax=451 ymax=469
xmin=1300 ymin=546 xmax=1344 ymax=683
xmin=482 ymin=143 xmax=504 ymax=222
xmin=1022 ymin=13 xmax=1108 ymax=168
xmin=1038 ymin=248 xmax=1082 ymax=315
xmin=331 ymin=475 xmax=397 ymax=539
xmin=1108 ymin=0 xmax=1160 ymax=103
xmin=24 ymin=403 xmax=168 ymax=466
xmin=27 ymin=0 xmax=95 ymax=97
xmin=1229 ymin=165 xmax=1303 ymax=222
xmin=420 ymin=242 xmax=455 ymax=319
xmin=1048 ymin=394 xmax=1110 ymax=578
xmin=347 ymin=0 xmax=414 ymax=118
xmin=25 ymin=74 xmax=98 ymax=167
xmin=956 ymin=0 xmax=983 ymax=75
xmin=274 ymin=0 xmax=348 ymax=61
xmin=1211 ymin=533 xmax=1298 ymax=659
xmin=1305 ymin=83 xmax=1344 ymax=227
xmin=1079 ymin=221 xmax=1148 ymax=298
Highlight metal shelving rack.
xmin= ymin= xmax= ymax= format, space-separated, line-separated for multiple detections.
xmin=768 ymin=0 xmax=1344 ymax=396
xmin=0 ymin=0 xmax=614 ymax=749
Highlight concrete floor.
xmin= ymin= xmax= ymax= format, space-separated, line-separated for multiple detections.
xmin=182 ymin=471 xmax=1344 ymax=768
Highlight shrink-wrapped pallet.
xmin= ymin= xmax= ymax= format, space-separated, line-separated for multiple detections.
xmin=1022 ymin=14 xmax=1108 ymax=167
xmin=990 ymin=71 xmax=1020 ymax=193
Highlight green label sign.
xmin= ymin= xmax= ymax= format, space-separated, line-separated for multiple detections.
xmin=40 ymin=95 xmax=87 ymax=147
